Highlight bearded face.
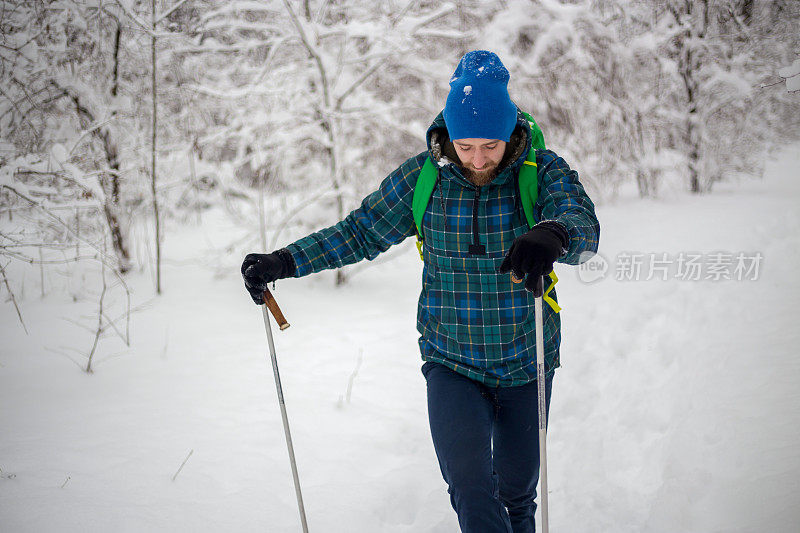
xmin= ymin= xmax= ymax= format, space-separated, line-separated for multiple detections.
xmin=452 ymin=139 xmax=506 ymax=186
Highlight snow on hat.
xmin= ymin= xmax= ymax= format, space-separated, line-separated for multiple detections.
xmin=443 ymin=50 xmax=518 ymax=142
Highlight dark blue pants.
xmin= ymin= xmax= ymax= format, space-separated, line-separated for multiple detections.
xmin=422 ymin=361 xmax=553 ymax=533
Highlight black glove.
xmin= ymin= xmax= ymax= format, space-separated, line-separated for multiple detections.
xmin=499 ymin=221 xmax=569 ymax=296
xmin=241 ymin=249 xmax=296 ymax=304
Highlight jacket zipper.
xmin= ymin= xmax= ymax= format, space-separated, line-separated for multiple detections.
xmin=468 ymin=186 xmax=486 ymax=255
xmin=435 ymin=173 xmax=446 ymax=234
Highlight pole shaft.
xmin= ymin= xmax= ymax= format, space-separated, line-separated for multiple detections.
xmin=535 ymin=289 xmax=549 ymax=533
xmin=262 ymin=304 xmax=309 ymax=533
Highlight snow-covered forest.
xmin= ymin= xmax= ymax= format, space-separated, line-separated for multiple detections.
xmin=2 ymin=1 xmax=799 ymax=532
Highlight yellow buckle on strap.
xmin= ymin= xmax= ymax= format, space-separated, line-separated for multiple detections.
xmin=509 ymin=270 xmax=562 ymax=313
xmin=543 ymin=271 xmax=561 ymax=313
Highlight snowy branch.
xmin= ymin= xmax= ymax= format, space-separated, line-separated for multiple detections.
xmin=85 ymin=256 xmax=108 ymax=373
xmin=335 ymin=61 xmax=383 ymax=110
xmin=406 ymin=3 xmax=457 ymax=35
xmin=154 ymin=0 xmax=192 ymax=25
xmin=281 ymin=0 xmax=331 ymax=108
xmin=777 ymin=59 xmax=800 ymax=93
xmin=110 ymin=0 xmax=155 ymax=37
xmin=1 ymin=184 xmax=116 ymax=266
xmin=0 ymin=261 xmax=28 ymax=335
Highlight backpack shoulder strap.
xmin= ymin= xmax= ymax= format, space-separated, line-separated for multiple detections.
xmin=518 ymin=147 xmax=562 ymax=313
xmin=519 ymin=110 xmax=545 ymax=229
xmin=518 ymin=148 xmax=539 ymax=229
xmin=412 ymin=157 xmax=438 ymax=240
xmin=522 ymin=111 xmax=546 ymax=151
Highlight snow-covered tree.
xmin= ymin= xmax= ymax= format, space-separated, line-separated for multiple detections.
xmin=180 ymin=0 xmax=467 ymax=283
xmin=482 ymin=0 xmax=800 ymax=197
xmin=1 ymin=1 xmax=144 ymax=271
xmin=482 ymin=0 xmax=638 ymax=199
xmin=652 ymin=0 xmax=799 ymax=192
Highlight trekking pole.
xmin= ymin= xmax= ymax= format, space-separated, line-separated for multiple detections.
xmin=533 ymin=276 xmax=550 ymax=533
xmin=261 ymin=287 xmax=309 ymax=533
xmin=510 ymin=273 xmax=550 ymax=532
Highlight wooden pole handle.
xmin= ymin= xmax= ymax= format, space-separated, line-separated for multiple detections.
xmin=262 ymin=287 xmax=290 ymax=330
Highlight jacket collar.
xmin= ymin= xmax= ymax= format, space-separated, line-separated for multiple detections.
xmin=425 ymin=108 xmax=532 ymax=186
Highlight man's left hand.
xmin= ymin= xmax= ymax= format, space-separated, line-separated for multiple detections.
xmin=499 ymin=221 xmax=568 ymax=296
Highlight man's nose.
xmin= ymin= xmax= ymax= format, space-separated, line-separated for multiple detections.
xmin=473 ymin=150 xmax=487 ymax=168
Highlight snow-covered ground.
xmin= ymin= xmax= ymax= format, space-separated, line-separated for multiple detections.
xmin=2 ymin=145 xmax=799 ymax=532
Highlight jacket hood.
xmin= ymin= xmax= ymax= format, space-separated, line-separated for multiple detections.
xmin=425 ymin=107 xmax=532 ymax=186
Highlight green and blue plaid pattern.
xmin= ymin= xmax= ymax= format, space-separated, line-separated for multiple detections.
xmin=287 ymin=116 xmax=599 ymax=387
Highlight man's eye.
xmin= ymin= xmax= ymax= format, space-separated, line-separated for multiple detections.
xmin=458 ymin=146 xmax=472 ymax=151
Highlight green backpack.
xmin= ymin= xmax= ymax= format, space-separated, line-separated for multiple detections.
xmin=411 ymin=111 xmax=561 ymax=312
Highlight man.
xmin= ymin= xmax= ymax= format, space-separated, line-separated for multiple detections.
xmin=242 ymin=50 xmax=599 ymax=532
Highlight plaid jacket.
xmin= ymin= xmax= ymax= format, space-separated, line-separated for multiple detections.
xmin=286 ymin=111 xmax=599 ymax=387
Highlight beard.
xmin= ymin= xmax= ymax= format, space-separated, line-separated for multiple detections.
xmin=464 ymin=164 xmax=500 ymax=186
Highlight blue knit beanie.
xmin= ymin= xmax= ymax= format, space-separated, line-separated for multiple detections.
xmin=443 ymin=50 xmax=518 ymax=142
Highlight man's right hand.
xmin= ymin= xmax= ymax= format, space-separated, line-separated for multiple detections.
xmin=241 ymin=249 xmax=295 ymax=304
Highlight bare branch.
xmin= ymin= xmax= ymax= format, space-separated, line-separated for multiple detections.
xmin=270 ymin=186 xmax=336 ymax=250
xmin=0 ymin=84 xmax=41 ymax=143
xmin=0 ymin=27 xmax=44 ymax=56
xmin=86 ymin=246 xmax=108 ymax=374
xmin=725 ymin=5 xmax=752 ymax=42
xmin=313 ymin=0 xmax=332 ymax=24
xmin=282 ymin=0 xmax=331 ymax=109
xmin=390 ymin=0 xmax=419 ymax=27
xmin=759 ymin=77 xmax=797 ymax=91
xmin=172 ymin=449 xmax=194 ymax=481
xmin=1 ymin=184 xmax=117 ymax=266
xmin=69 ymin=117 xmax=118 ymax=156
xmin=1 ymin=249 xmax=102 ymax=265
xmin=335 ymin=61 xmax=383 ymax=110
xmin=99 ymin=310 xmax=126 ymax=344
xmin=111 ymin=20 xmax=121 ymax=98
xmin=110 ymin=0 xmax=155 ymax=37
xmin=0 ymin=261 xmax=28 ymax=335
xmin=155 ymin=0 xmax=192 ymax=25
xmin=2 ymin=243 xmax=91 ymax=249
xmin=409 ymin=3 xmax=457 ymax=35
